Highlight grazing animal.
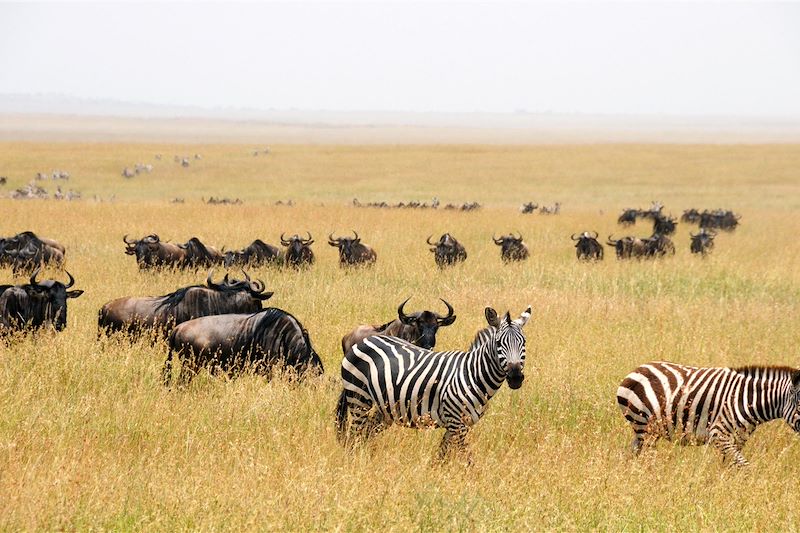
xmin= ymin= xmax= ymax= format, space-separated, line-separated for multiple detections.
xmin=492 ymin=233 xmax=529 ymax=262
xmin=617 ymin=362 xmax=800 ymax=467
xmin=280 ymin=232 xmax=315 ymax=268
xmin=123 ymin=234 xmax=186 ymax=270
xmin=644 ymin=234 xmax=676 ymax=257
xmin=520 ymin=202 xmax=538 ymax=214
xmin=0 ymin=231 xmax=65 ymax=274
xmin=336 ymin=306 xmax=532 ymax=461
xmin=539 ymin=202 xmax=561 ymax=215
xmin=690 ymin=229 xmax=716 ymax=256
xmin=681 ymin=208 xmax=701 ymax=224
xmin=178 ymin=237 xmax=224 ymax=268
xmin=340 ymin=297 xmax=456 ymax=354
xmin=700 ymin=209 xmax=740 ymax=231
xmin=0 ymin=269 xmax=83 ymax=333
xmin=606 ymin=235 xmax=647 ymax=259
xmin=328 ymin=231 xmax=377 ymax=267
xmin=223 ymin=239 xmax=281 ymax=268
xmin=572 ymin=231 xmax=604 ymax=260
xmin=617 ymin=208 xmax=640 ymax=226
xmin=653 ymin=214 xmax=678 ymax=236
xmin=98 ymin=271 xmax=272 ymax=336
xmin=427 ymin=233 xmax=467 ymax=268
xmin=122 ymin=167 xmax=136 ymax=178
xmin=164 ymin=307 xmax=324 ymax=385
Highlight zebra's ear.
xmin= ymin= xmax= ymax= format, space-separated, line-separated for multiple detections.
xmin=792 ymin=370 xmax=800 ymax=389
xmin=514 ymin=306 xmax=532 ymax=327
xmin=485 ymin=307 xmax=500 ymax=327
xmin=503 ymin=311 xmax=512 ymax=325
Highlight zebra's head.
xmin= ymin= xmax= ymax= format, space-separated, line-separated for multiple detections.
xmin=485 ymin=305 xmax=532 ymax=390
xmin=784 ymin=370 xmax=800 ymax=432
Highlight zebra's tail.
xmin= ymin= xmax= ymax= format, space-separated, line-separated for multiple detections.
xmin=335 ymin=389 xmax=349 ymax=442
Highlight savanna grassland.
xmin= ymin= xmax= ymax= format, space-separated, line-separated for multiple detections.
xmin=1 ymin=141 xmax=800 ymax=531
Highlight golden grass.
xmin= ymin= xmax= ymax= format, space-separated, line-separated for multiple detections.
xmin=1 ymin=142 xmax=800 ymax=530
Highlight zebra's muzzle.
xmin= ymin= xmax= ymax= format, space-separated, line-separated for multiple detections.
xmin=506 ymin=364 xmax=524 ymax=389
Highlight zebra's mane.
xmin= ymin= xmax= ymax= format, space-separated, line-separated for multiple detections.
xmin=467 ymin=325 xmax=496 ymax=351
xmin=732 ymin=365 xmax=797 ymax=377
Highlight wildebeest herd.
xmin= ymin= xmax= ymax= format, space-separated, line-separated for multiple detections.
xmin=4 ymin=201 xmax=792 ymax=467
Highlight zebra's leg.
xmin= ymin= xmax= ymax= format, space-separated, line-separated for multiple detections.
xmin=709 ymin=428 xmax=750 ymax=467
xmin=437 ymin=424 xmax=470 ymax=463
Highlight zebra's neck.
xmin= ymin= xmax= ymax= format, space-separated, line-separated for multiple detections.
xmin=461 ymin=334 xmax=506 ymax=398
xmin=733 ymin=366 xmax=795 ymax=425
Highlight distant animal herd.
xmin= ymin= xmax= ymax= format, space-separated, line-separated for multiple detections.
xmin=4 ymin=198 xmax=797 ymax=468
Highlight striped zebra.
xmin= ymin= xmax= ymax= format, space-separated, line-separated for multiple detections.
xmin=336 ymin=305 xmax=532 ymax=461
xmin=617 ymin=362 xmax=800 ymax=466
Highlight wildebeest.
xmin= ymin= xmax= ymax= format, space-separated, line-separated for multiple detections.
xmin=340 ymin=297 xmax=457 ymax=354
xmin=690 ymin=229 xmax=716 ymax=256
xmin=428 ymin=233 xmax=467 ymax=268
xmin=653 ymin=214 xmax=678 ymax=236
xmin=0 ymin=231 xmax=65 ymax=274
xmin=539 ymin=202 xmax=561 ymax=215
xmin=681 ymin=208 xmax=701 ymax=224
xmin=163 ymin=307 xmax=324 ymax=385
xmin=617 ymin=208 xmax=640 ymax=226
xmin=124 ymin=234 xmax=186 ymax=270
xmin=572 ymin=231 xmax=604 ymax=260
xmin=223 ymin=239 xmax=281 ymax=268
xmin=328 ymin=231 xmax=377 ymax=267
xmin=520 ymin=202 xmax=538 ymax=214
xmin=98 ymin=271 xmax=272 ymax=336
xmin=178 ymin=237 xmax=224 ymax=268
xmin=644 ymin=234 xmax=676 ymax=257
xmin=0 ymin=269 xmax=83 ymax=333
xmin=492 ymin=233 xmax=529 ymax=262
xmin=700 ymin=209 xmax=740 ymax=231
xmin=606 ymin=235 xmax=647 ymax=259
xmin=280 ymin=232 xmax=315 ymax=268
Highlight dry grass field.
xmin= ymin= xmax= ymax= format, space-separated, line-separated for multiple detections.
xmin=1 ymin=141 xmax=800 ymax=530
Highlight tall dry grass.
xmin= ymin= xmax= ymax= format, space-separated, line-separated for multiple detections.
xmin=1 ymin=142 xmax=799 ymax=530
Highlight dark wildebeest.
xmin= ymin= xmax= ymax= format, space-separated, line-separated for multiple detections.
xmin=163 ymin=307 xmax=324 ymax=386
xmin=492 ymin=233 xmax=529 ymax=262
xmin=690 ymin=229 xmax=716 ymax=256
xmin=428 ymin=233 xmax=467 ymax=268
xmin=644 ymin=234 xmax=676 ymax=257
xmin=328 ymin=231 xmax=377 ymax=267
xmin=681 ymin=208 xmax=701 ymax=224
xmin=520 ymin=202 xmax=538 ymax=214
xmin=280 ymin=232 xmax=315 ymax=268
xmin=0 ymin=231 xmax=65 ymax=274
xmin=178 ymin=237 xmax=224 ymax=268
xmin=617 ymin=208 xmax=640 ymax=226
xmin=606 ymin=235 xmax=647 ymax=259
xmin=700 ymin=209 xmax=740 ymax=231
xmin=0 ymin=269 xmax=83 ymax=333
xmin=223 ymin=239 xmax=281 ymax=268
xmin=340 ymin=297 xmax=457 ymax=355
xmin=98 ymin=271 xmax=272 ymax=337
xmin=572 ymin=231 xmax=604 ymax=260
xmin=653 ymin=214 xmax=678 ymax=236
xmin=123 ymin=234 xmax=186 ymax=270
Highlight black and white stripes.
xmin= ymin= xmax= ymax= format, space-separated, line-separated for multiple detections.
xmin=617 ymin=362 xmax=800 ymax=466
xmin=336 ymin=306 xmax=532 ymax=460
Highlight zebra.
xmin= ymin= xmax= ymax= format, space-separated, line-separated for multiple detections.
xmin=336 ymin=305 xmax=532 ymax=461
xmin=617 ymin=362 xmax=800 ymax=467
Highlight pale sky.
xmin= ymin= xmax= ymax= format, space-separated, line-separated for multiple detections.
xmin=1 ymin=2 xmax=799 ymax=117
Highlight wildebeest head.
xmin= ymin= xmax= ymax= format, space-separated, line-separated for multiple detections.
xmin=571 ymin=231 xmax=603 ymax=260
xmin=493 ymin=233 xmax=528 ymax=262
xmin=397 ymin=297 xmax=456 ymax=349
xmin=427 ymin=233 xmax=466 ymax=267
xmin=21 ymin=269 xmax=83 ymax=331
xmin=653 ymin=214 xmax=678 ymax=236
xmin=484 ymin=305 xmax=532 ymax=390
xmin=328 ymin=230 xmax=361 ymax=259
xmin=280 ymin=232 xmax=314 ymax=267
xmin=123 ymin=234 xmax=160 ymax=262
xmin=690 ymin=229 xmax=716 ymax=255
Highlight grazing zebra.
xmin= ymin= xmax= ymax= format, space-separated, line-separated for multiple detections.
xmin=336 ymin=305 xmax=532 ymax=461
xmin=617 ymin=362 xmax=800 ymax=467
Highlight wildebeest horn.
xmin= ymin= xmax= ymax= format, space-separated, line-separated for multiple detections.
xmin=492 ymin=234 xmax=503 ymax=245
xmin=426 ymin=235 xmax=435 ymax=245
xmin=280 ymin=232 xmax=290 ymax=245
xmin=690 ymin=231 xmax=698 ymax=238
xmin=571 ymin=233 xmax=580 ymax=241
xmin=305 ymin=231 xmax=313 ymax=243
xmin=352 ymin=230 xmax=359 ymax=240
xmin=30 ymin=267 xmax=41 ymax=286
xmin=397 ymin=297 xmax=412 ymax=322
xmin=250 ymin=279 xmax=265 ymax=293
xmin=607 ymin=234 xmax=618 ymax=245
xmin=64 ymin=271 xmax=75 ymax=289
xmin=206 ymin=269 xmax=218 ymax=289
xmin=240 ymin=268 xmax=251 ymax=282
xmin=328 ymin=232 xmax=338 ymax=245
xmin=590 ymin=231 xmax=598 ymax=239
xmin=123 ymin=234 xmax=135 ymax=244
xmin=439 ymin=298 xmax=455 ymax=321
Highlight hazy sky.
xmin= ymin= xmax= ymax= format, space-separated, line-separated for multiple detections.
xmin=1 ymin=2 xmax=799 ymax=116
